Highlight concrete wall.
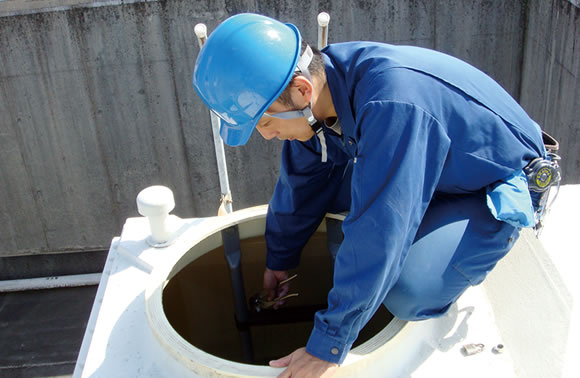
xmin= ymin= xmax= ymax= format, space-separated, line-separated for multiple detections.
xmin=0 ymin=0 xmax=577 ymax=260
xmin=520 ymin=0 xmax=580 ymax=187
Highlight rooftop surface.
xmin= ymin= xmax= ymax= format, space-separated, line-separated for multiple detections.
xmin=0 ymin=286 xmax=97 ymax=377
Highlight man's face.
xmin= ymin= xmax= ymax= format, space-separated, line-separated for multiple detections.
xmin=255 ymin=101 xmax=315 ymax=142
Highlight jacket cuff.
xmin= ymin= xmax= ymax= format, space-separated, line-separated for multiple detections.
xmin=266 ymin=248 xmax=301 ymax=271
xmin=306 ymin=326 xmax=351 ymax=364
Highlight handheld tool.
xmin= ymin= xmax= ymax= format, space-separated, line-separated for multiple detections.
xmin=249 ymin=274 xmax=299 ymax=312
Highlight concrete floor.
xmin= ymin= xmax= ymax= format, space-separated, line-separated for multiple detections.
xmin=0 ymin=286 xmax=97 ymax=378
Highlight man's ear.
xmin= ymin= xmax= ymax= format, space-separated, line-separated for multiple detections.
xmin=291 ymin=75 xmax=313 ymax=105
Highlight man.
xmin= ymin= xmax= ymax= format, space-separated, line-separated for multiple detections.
xmin=193 ymin=13 xmax=553 ymax=377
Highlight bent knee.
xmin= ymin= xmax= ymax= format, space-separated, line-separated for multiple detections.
xmin=385 ymin=286 xmax=453 ymax=321
xmin=385 ymin=269 xmax=470 ymax=321
xmin=388 ymin=299 xmax=453 ymax=321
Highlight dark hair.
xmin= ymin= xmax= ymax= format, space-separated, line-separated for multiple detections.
xmin=277 ymin=41 xmax=325 ymax=106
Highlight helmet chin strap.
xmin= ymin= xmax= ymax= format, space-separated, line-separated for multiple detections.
xmin=264 ymin=104 xmax=317 ymax=127
xmin=263 ymin=44 xmax=321 ymax=132
xmin=263 ymin=104 xmax=323 ymax=138
xmin=263 ymin=44 xmax=327 ymax=162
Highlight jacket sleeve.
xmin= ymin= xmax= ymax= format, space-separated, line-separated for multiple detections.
xmin=266 ymin=136 xmax=351 ymax=270
xmin=306 ymin=101 xmax=451 ymax=363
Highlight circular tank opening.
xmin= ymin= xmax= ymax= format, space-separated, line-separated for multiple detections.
xmin=162 ymin=226 xmax=394 ymax=365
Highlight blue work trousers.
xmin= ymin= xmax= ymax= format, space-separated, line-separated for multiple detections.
xmin=383 ymin=191 xmax=519 ymax=320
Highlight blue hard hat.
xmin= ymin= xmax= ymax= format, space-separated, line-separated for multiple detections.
xmin=193 ymin=13 xmax=301 ymax=146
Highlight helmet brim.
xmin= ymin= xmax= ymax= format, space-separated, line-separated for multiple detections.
xmin=219 ymin=22 xmax=301 ymax=147
xmin=219 ymin=117 xmax=258 ymax=147
xmin=193 ymin=16 xmax=302 ymax=147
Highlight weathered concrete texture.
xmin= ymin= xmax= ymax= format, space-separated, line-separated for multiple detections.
xmin=520 ymin=0 xmax=580 ymax=184
xmin=0 ymin=1 xmax=282 ymax=257
xmin=0 ymin=0 xmax=577 ymax=260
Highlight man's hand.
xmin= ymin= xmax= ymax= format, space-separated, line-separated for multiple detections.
xmin=270 ymin=347 xmax=338 ymax=377
xmin=263 ymin=268 xmax=290 ymax=309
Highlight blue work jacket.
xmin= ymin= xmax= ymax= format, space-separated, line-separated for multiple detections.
xmin=265 ymin=42 xmax=545 ymax=364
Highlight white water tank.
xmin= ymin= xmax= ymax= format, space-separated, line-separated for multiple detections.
xmin=74 ymin=186 xmax=576 ymax=377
